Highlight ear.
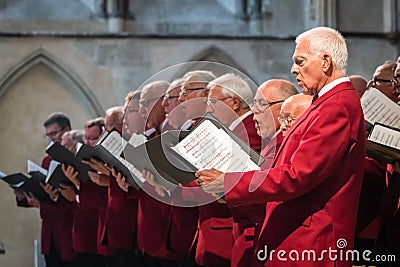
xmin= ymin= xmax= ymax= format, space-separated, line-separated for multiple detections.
xmin=322 ymin=54 xmax=332 ymax=72
xmin=200 ymin=89 xmax=209 ymax=97
xmin=232 ymin=97 xmax=241 ymax=110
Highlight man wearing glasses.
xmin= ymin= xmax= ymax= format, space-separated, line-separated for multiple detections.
xmin=17 ymin=112 xmax=78 ymax=267
xmin=160 ymin=78 xmax=186 ymax=130
xmin=278 ymin=94 xmax=312 ymax=137
xmin=366 ymin=60 xmax=398 ymax=103
xmin=178 ymin=70 xmax=216 ymax=127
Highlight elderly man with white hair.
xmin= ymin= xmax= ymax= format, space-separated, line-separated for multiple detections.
xmin=206 ymin=73 xmax=261 ymax=151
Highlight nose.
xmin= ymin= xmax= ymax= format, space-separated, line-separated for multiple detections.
xmin=139 ymin=105 xmax=147 ymax=116
xmin=291 ymin=63 xmax=298 ymax=75
xmin=178 ymin=94 xmax=185 ymax=102
xmin=161 ymin=98 xmax=168 ymax=107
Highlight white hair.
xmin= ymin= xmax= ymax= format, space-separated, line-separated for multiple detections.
xmin=296 ymin=27 xmax=348 ymax=73
xmin=208 ymin=73 xmax=253 ymax=107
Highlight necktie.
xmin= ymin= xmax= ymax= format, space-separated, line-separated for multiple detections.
xmin=312 ymin=93 xmax=319 ymax=103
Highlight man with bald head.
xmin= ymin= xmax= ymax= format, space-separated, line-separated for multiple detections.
xmin=252 ymin=79 xmax=299 ymax=145
xmin=349 ymin=75 xmax=368 ymax=98
xmin=139 ymin=80 xmax=170 ymax=138
xmin=278 ymin=94 xmax=312 ymax=137
xmin=367 ymin=61 xmax=398 ymax=103
xmin=104 ymin=106 xmax=124 ymax=133
xmin=161 ymin=78 xmax=186 ymax=130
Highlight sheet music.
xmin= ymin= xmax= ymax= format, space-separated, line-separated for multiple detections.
xmin=171 ymin=120 xmax=260 ymax=172
xmin=45 ymin=160 xmax=60 ymax=183
xmin=369 ymin=124 xmax=400 ymax=150
xmin=128 ymin=133 xmax=147 ymax=148
xmin=361 ymin=87 xmax=400 ymax=128
xmin=76 ymin=142 xmax=83 ymax=154
xmin=100 ymin=131 xmax=127 ymax=157
xmin=118 ymin=157 xmax=146 ymax=184
xmin=27 ymin=159 xmax=48 ymax=176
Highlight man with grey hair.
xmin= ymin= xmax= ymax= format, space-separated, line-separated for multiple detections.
xmin=178 ymin=70 xmax=216 ymax=124
xmin=139 ymin=80 xmax=170 ymax=138
xmin=197 ymin=27 xmax=366 ymax=267
xmin=207 ymin=73 xmax=261 ymax=151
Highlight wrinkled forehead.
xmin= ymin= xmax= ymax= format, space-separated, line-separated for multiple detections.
xmin=166 ymin=85 xmax=182 ymax=95
xmin=141 ymin=86 xmax=164 ymax=100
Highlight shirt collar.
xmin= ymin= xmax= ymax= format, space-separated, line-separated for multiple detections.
xmin=318 ymin=77 xmax=350 ymax=98
xmin=144 ymin=127 xmax=156 ymax=138
xmin=229 ymin=110 xmax=253 ymax=131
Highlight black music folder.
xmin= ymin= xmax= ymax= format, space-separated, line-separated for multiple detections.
xmin=366 ymin=123 xmax=400 ymax=164
xmin=1 ymin=172 xmax=51 ymax=202
xmin=45 ymin=142 xmax=92 ymax=182
xmin=45 ymin=161 xmax=75 ymax=189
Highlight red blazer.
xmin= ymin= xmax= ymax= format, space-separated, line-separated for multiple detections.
xmin=72 ymin=179 xmax=100 ymax=254
xmin=225 ymin=81 xmax=366 ymax=267
xmin=39 ymin=156 xmax=77 ymax=261
xmin=379 ymin=164 xmax=400 ymax=253
xmin=73 ymin=179 xmax=114 ymax=255
xmin=127 ymin=182 xmax=181 ymax=259
xmin=230 ymin=132 xmax=283 ymax=267
xmin=100 ymin=176 xmax=138 ymax=250
xmin=355 ymin=157 xmax=386 ymax=239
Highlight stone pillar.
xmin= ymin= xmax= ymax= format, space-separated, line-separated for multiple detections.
xmin=305 ymin=0 xmax=336 ymax=29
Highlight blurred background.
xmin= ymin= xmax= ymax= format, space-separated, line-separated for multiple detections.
xmin=0 ymin=0 xmax=399 ymax=266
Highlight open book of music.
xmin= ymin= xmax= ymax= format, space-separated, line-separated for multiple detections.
xmin=367 ymin=123 xmax=400 ymax=163
xmin=123 ymin=113 xmax=264 ymax=191
xmin=0 ymin=160 xmax=51 ymax=202
xmin=46 ymin=142 xmax=93 ymax=182
xmin=361 ymin=87 xmax=400 ymax=130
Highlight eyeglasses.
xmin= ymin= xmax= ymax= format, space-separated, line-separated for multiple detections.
xmin=278 ymin=116 xmax=297 ymax=129
xmin=391 ymin=75 xmax=400 ymax=85
xmin=83 ymin=135 xmax=101 ymax=142
xmin=373 ymin=77 xmax=392 ymax=86
xmin=44 ymin=128 xmax=64 ymax=139
xmin=139 ymin=96 xmax=162 ymax=108
xmin=206 ymin=97 xmax=232 ymax=106
xmin=179 ymin=87 xmax=206 ymax=97
xmin=251 ymin=100 xmax=284 ymax=111
xmin=163 ymin=94 xmax=180 ymax=103
xmin=124 ymin=107 xmax=139 ymax=113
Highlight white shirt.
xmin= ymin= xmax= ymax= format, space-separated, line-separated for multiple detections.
xmin=318 ymin=77 xmax=350 ymax=98
xmin=229 ymin=110 xmax=253 ymax=131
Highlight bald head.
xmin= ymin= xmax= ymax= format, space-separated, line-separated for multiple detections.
xmin=349 ymin=75 xmax=368 ymax=98
xmin=280 ymin=94 xmax=312 ymax=136
xmin=253 ymin=79 xmax=298 ymax=140
xmin=104 ymin=106 xmax=124 ymax=133
xmin=258 ymin=79 xmax=299 ymax=102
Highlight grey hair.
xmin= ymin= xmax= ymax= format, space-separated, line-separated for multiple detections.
xmin=183 ymin=70 xmax=216 ymax=84
xmin=208 ymin=73 xmax=253 ymax=108
xmin=296 ymin=27 xmax=348 ymax=73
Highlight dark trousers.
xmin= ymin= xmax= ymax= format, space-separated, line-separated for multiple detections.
xmin=44 ymin=240 xmax=79 ymax=267
xmin=77 ymin=253 xmax=106 ymax=267
xmin=114 ymin=248 xmax=145 ymax=267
